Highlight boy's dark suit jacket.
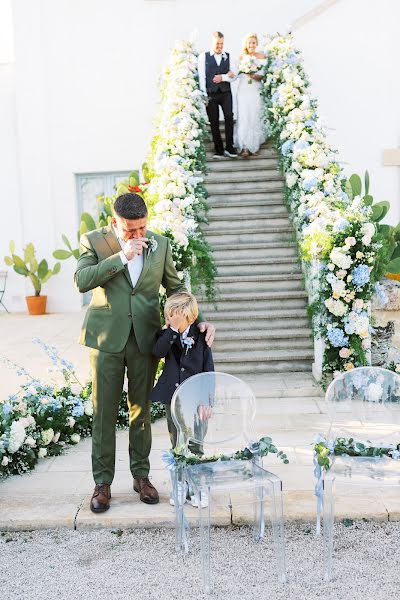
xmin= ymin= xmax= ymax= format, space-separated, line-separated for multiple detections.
xmin=150 ymin=323 xmax=214 ymax=405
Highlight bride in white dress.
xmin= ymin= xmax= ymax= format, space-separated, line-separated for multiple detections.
xmin=235 ymin=33 xmax=268 ymax=157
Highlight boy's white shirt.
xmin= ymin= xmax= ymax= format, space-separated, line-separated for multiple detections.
xmin=170 ymin=325 xmax=191 ymax=343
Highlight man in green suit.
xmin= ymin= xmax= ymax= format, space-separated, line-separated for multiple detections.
xmin=74 ymin=193 xmax=215 ymax=512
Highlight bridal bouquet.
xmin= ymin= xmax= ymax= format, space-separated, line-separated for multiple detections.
xmin=238 ymin=55 xmax=261 ymax=84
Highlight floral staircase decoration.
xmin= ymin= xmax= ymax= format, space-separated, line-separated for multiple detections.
xmin=262 ymin=34 xmax=396 ymax=384
xmin=144 ymin=39 xmax=216 ymax=301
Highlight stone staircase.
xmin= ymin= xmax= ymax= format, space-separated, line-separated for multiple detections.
xmin=201 ymin=125 xmax=314 ymax=374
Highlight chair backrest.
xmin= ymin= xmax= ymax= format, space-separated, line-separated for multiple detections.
xmin=170 ymin=372 xmax=258 ymax=454
xmin=325 ymin=366 xmax=400 ymax=443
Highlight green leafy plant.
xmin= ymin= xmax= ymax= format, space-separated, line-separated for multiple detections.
xmin=4 ymin=241 xmax=61 ymax=296
xmin=347 ymin=171 xmax=400 ymax=278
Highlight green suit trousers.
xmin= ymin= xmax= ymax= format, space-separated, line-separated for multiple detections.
xmin=90 ymin=327 xmax=158 ymax=483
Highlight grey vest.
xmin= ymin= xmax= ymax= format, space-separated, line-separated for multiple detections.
xmin=205 ymin=52 xmax=231 ymax=93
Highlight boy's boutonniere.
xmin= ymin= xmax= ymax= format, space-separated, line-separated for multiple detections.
xmin=147 ymin=236 xmax=158 ymax=256
xmin=182 ymin=336 xmax=195 ymax=355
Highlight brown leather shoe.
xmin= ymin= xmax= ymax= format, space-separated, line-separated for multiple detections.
xmin=90 ymin=483 xmax=111 ymax=513
xmin=133 ymin=477 xmax=159 ymax=505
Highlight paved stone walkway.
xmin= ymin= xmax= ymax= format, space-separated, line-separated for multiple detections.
xmin=0 ymin=312 xmax=399 ymax=530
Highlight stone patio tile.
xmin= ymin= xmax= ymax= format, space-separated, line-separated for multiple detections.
xmin=254 ymin=397 xmax=322 ymax=415
xmin=0 ymin=494 xmax=83 ymax=530
xmin=379 ymin=488 xmax=400 ymax=520
xmin=0 ymin=471 xmax=89 ymax=496
xmin=75 ymin=494 xmax=231 ymax=529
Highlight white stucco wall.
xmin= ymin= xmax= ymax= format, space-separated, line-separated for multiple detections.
xmin=1 ymin=0 xmax=399 ymax=312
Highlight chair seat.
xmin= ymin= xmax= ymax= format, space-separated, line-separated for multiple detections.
xmin=187 ymin=459 xmax=280 ymax=494
xmin=328 ymin=454 xmax=400 ymax=485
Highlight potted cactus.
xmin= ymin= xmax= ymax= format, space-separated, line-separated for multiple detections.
xmin=4 ymin=241 xmax=61 ymax=315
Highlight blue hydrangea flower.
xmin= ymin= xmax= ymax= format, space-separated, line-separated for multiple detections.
xmin=327 ymin=327 xmax=349 ymax=348
xmin=303 ymin=176 xmax=318 ymax=192
xmin=293 ymin=140 xmax=309 ymax=152
xmin=333 ymin=218 xmax=350 ymax=232
xmin=352 ymin=264 xmax=370 ymax=287
xmin=2 ymin=404 xmax=12 ymax=416
xmin=304 ymin=208 xmax=316 ymax=219
xmin=281 ymin=140 xmax=294 ymax=156
xmin=72 ymin=401 xmax=84 ymax=418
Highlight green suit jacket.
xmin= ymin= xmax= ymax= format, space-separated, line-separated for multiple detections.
xmin=74 ymin=225 xmax=192 ymax=355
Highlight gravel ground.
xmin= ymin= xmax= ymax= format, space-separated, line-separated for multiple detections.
xmin=1 ymin=522 xmax=399 ymax=600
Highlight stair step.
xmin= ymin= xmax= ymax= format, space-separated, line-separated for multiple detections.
xmin=204 ymin=226 xmax=294 ymax=245
xmin=216 ymin=328 xmax=312 ymax=341
xmin=213 ymin=360 xmax=313 ymax=374
xmin=209 ymin=202 xmax=287 ymax=217
xmin=206 ymin=176 xmax=284 ymax=193
xmin=213 ymin=348 xmax=314 ymax=373
xmin=216 ymin=258 xmax=301 ymax=277
xmin=206 ymin=168 xmax=280 ymax=181
xmin=207 ymin=158 xmax=279 ymax=172
xmin=214 ymin=338 xmax=313 ymax=352
xmin=207 ymin=182 xmax=284 ymax=195
xmin=211 ymin=241 xmax=298 ymax=260
xmin=206 ymin=213 xmax=290 ymax=231
xmin=201 ymin=290 xmax=308 ymax=312
xmin=205 ymin=148 xmax=278 ymax=160
xmin=203 ymin=311 xmax=310 ymax=331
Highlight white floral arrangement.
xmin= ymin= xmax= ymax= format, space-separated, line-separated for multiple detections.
xmin=145 ymin=40 xmax=216 ymax=299
xmin=238 ymin=54 xmax=262 ymax=83
xmin=262 ymin=34 xmax=381 ymax=380
xmin=0 ymin=340 xmax=165 ymax=478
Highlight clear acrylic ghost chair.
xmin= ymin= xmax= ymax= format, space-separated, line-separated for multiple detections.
xmin=318 ymin=367 xmax=400 ymax=581
xmin=169 ymin=372 xmax=286 ymax=594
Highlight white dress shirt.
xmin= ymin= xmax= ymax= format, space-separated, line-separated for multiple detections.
xmin=197 ymin=50 xmax=237 ymax=94
xmin=114 ymin=226 xmax=144 ymax=288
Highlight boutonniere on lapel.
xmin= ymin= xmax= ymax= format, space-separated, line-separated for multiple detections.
xmin=147 ymin=236 xmax=158 ymax=256
xmin=182 ymin=336 xmax=195 ymax=355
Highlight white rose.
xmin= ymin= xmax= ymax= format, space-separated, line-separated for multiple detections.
xmin=52 ymin=432 xmax=61 ymax=444
xmin=361 ymin=223 xmax=375 ymax=237
xmin=25 ymin=436 xmax=36 ymax=448
xmin=70 ymin=433 xmax=80 ymax=445
xmin=66 ymin=417 xmax=75 ymax=428
xmin=38 ymin=448 xmax=47 ymax=459
xmin=41 ymin=428 xmax=54 ymax=446
xmin=1 ymin=456 xmax=10 ymax=466
xmin=83 ymin=400 xmax=93 ymax=416
xmin=361 ymin=235 xmax=371 ymax=245
xmin=286 ymin=173 xmax=297 ymax=188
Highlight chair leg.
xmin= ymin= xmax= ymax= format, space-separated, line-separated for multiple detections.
xmin=322 ymin=477 xmax=335 ymax=581
xmin=172 ymin=465 xmax=188 ymax=553
xmin=253 ymin=484 xmax=265 ymax=542
xmin=199 ymin=486 xmax=212 ymax=594
xmin=269 ymin=479 xmax=287 ymax=584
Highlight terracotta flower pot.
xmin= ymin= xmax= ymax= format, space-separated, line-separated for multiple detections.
xmin=26 ymin=295 xmax=47 ymax=315
xmin=386 ymin=272 xmax=400 ymax=282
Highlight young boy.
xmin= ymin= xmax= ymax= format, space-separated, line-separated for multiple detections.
xmin=150 ymin=291 xmax=214 ymax=505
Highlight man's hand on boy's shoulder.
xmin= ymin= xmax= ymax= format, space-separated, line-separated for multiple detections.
xmin=197 ymin=322 xmax=215 ymax=347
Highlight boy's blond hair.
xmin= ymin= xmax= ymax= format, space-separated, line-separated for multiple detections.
xmin=164 ymin=292 xmax=198 ymax=323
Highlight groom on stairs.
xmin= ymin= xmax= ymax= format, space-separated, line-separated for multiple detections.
xmin=198 ymin=31 xmax=238 ymax=159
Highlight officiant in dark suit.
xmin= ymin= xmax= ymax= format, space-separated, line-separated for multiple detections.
xmin=198 ymin=31 xmax=238 ymax=159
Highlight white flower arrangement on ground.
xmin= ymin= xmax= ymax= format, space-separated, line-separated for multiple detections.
xmin=145 ymin=39 xmax=216 ymax=300
xmin=0 ymin=341 xmax=165 ymax=479
xmin=262 ymin=34 xmax=381 ymax=380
